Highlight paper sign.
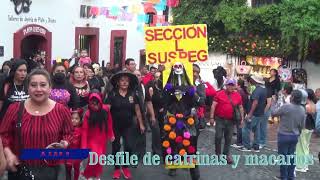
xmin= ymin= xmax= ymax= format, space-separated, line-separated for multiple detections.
xmin=137 ymin=14 xmax=148 ymax=23
xmin=110 ymin=6 xmax=120 ymax=16
xmin=144 ymin=24 xmax=209 ymax=64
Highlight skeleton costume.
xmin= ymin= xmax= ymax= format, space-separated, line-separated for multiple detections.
xmin=162 ymin=62 xmax=203 ymax=180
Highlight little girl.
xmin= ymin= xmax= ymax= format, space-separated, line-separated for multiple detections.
xmin=66 ymin=108 xmax=83 ymax=180
xmin=81 ymin=91 xmax=114 ymax=179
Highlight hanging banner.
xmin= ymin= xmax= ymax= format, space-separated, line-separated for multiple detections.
xmin=144 ymin=24 xmax=208 ymax=64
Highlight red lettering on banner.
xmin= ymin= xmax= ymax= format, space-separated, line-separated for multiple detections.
xmin=147 ymin=50 xmax=208 ymax=64
xmin=175 ymin=40 xmax=183 ymax=51
xmin=147 ymin=53 xmax=157 ymax=64
xmin=197 ymin=26 xmax=207 ymax=38
xmin=188 ymin=51 xmax=197 ymax=62
xmin=179 ymin=51 xmax=188 ymax=59
xmin=173 ymin=28 xmax=182 ymax=39
xmin=168 ymin=51 xmax=176 ymax=60
xmin=145 ymin=26 xmax=206 ymax=41
xmin=145 ymin=29 xmax=154 ymax=41
xmin=186 ymin=27 xmax=196 ymax=39
xmin=197 ymin=50 xmax=208 ymax=61
xmin=163 ymin=29 xmax=172 ymax=40
xmin=154 ymin=29 xmax=163 ymax=40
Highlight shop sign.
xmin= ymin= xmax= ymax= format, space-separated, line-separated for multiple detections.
xmin=22 ymin=26 xmax=46 ymax=36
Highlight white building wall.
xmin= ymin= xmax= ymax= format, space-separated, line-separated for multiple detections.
xmin=0 ymin=0 xmax=147 ymax=67
xmin=302 ymin=61 xmax=320 ymax=90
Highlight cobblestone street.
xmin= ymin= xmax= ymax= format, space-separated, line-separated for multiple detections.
xmin=1 ymin=123 xmax=319 ymax=180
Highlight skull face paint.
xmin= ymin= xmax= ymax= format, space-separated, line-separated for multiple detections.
xmin=173 ymin=62 xmax=184 ymax=75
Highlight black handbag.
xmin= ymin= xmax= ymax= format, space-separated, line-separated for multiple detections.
xmin=14 ymin=101 xmax=35 ymax=180
xmin=226 ymin=93 xmax=241 ymax=124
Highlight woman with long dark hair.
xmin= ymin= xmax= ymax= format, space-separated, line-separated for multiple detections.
xmin=0 ymin=59 xmax=29 ymax=122
xmin=50 ymin=63 xmax=79 ymax=109
xmin=266 ymin=69 xmax=281 ymax=96
xmin=81 ymin=91 xmax=114 ymax=179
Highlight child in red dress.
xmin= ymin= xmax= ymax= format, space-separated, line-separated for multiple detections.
xmin=66 ymin=108 xmax=83 ymax=180
xmin=81 ymin=92 xmax=115 ymax=179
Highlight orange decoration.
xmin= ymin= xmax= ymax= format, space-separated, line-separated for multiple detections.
xmin=168 ymin=117 xmax=176 ymax=125
xmin=163 ymin=124 xmax=171 ymax=131
xmin=187 ymin=118 xmax=194 ymax=125
xmin=169 ymin=131 xmax=176 ymax=140
xmin=179 ymin=149 xmax=186 ymax=156
xmin=183 ymin=139 xmax=190 ymax=147
xmin=162 ymin=141 xmax=170 ymax=148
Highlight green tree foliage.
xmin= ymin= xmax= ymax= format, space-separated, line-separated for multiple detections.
xmin=172 ymin=0 xmax=320 ymax=60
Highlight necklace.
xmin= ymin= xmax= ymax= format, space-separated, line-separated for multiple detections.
xmin=14 ymin=82 xmax=24 ymax=93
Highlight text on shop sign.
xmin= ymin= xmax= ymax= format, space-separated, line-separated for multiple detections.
xmin=23 ymin=26 xmax=46 ymax=36
xmin=144 ymin=24 xmax=209 ymax=64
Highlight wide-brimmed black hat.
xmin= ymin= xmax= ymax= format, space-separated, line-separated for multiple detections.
xmin=110 ymin=71 xmax=139 ymax=89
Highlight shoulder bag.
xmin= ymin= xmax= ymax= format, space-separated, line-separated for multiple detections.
xmin=226 ymin=93 xmax=241 ymax=124
xmin=14 ymin=101 xmax=35 ymax=180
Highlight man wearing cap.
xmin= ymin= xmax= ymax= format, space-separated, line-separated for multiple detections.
xmin=240 ymin=75 xmax=268 ymax=152
xmin=209 ymin=78 xmax=244 ymax=163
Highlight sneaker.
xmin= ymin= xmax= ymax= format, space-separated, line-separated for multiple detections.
xmin=252 ymin=148 xmax=260 ymax=153
xmin=259 ymin=145 xmax=266 ymax=149
xmin=112 ymin=169 xmax=121 ymax=179
xmin=273 ymin=176 xmax=281 ymax=180
xmin=238 ymin=147 xmax=251 ymax=152
xmin=231 ymin=144 xmax=243 ymax=148
xmin=122 ymin=168 xmax=132 ymax=179
xmin=295 ymin=167 xmax=307 ymax=173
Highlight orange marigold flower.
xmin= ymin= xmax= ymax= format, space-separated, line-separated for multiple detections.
xmin=163 ymin=124 xmax=171 ymax=131
xmin=162 ymin=141 xmax=170 ymax=148
xmin=179 ymin=149 xmax=186 ymax=156
xmin=187 ymin=118 xmax=194 ymax=125
xmin=168 ymin=117 xmax=176 ymax=125
xmin=169 ymin=131 xmax=176 ymax=140
xmin=182 ymin=139 xmax=190 ymax=147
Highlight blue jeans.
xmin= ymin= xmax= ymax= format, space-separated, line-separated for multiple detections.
xmin=278 ymin=133 xmax=299 ymax=180
xmin=242 ymin=116 xmax=263 ymax=150
xmin=259 ymin=110 xmax=271 ymax=146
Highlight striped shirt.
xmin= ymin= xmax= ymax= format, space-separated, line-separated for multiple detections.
xmin=0 ymin=102 xmax=73 ymax=166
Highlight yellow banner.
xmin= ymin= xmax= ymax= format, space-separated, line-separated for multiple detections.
xmin=144 ymin=24 xmax=209 ymax=65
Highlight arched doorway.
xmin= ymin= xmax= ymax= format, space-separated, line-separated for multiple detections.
xmin=14 ymin=24 xmax=52 ymax=69
xmin=21 ymin=35 xmax=46 ymax=59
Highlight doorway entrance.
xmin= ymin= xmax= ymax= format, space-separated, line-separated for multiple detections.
xmin=13 ymin=24 xmax=52 ymax=69
xmin=110 ymin=30 xmax=127 ymax=69
xmin=21 ymin=35 xmax=46 ymax=60
xmin=75 ymin=27 xmax=99 ymax=62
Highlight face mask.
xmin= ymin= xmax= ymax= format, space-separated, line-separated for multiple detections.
xmin=53 ymin=72 xmax=66 ymax=83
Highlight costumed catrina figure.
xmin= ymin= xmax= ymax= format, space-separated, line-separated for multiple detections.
xmin=162 ymin=62 xmax=203 ymax=180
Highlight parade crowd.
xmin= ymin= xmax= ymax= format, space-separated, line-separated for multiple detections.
xmin=0 ymin=49 xmax=319 ymax=180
